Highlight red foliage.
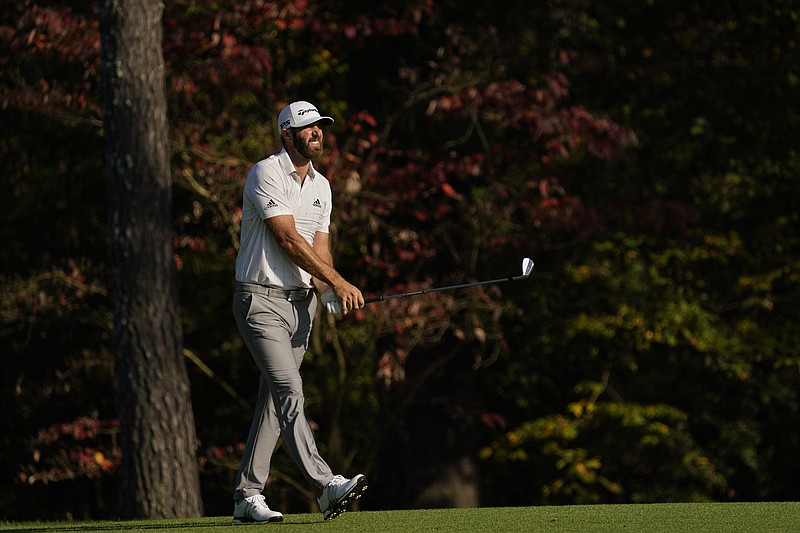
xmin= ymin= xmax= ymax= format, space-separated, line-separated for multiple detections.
xmin=12 ymin=5 xmax=100 ymax=59
xmin=19 ymin=415 xmax=121 ymax=485
xmin=426 ymin=75 xmax=638 ymax=162
xmin=1 ymin=5 xmax=100 ymax=115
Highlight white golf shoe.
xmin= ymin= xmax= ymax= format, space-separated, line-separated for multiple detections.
xmin=232 ymin=494 xmax=283 ymax=524
xmin=318 ymin=474 xmax=368 ymax=520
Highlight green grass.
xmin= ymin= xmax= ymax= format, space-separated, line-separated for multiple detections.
xmin=3 ymin=503 xmax=799 ymax=533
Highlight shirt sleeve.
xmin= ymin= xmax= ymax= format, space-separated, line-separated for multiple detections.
xmin=317 ymin=178 xmax=332 ymax=234
xmin=245 ymin=161 xmax=292 ymax=220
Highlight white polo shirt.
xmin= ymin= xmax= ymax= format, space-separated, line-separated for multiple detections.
xmin=235 ymin=149 xmax=332 ymax=288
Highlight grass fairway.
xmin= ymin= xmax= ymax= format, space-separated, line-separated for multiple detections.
xmin=2 ymin=502 xmax=799 ymax=532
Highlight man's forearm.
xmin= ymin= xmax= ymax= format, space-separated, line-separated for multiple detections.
xmin=276 ymin=230 xmax=343 ymax=290
xmin=310 ymin=233 xmax=335 ymax=294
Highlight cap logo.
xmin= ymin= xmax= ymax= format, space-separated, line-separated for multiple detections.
xmin=297 ymin=107 xmax=318 ymax=116
xmin=279 ymin=119 xmax=291 ymax=129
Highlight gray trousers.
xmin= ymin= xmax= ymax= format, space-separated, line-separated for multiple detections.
xmin=232 ymin=290 xmax=334 ymax=501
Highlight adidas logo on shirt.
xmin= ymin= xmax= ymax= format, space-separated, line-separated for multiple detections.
xmin=313 ymin=199 xmax=322 ymax=207
xmin=266 ymin=198 xmax=278 ymax=209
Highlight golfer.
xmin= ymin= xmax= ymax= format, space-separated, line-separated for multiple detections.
xmin=231 ymin=101 xmax=367 ymax=523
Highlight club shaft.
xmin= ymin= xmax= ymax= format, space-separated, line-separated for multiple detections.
xmin=364 ymin=274 xmax=526 ymax=304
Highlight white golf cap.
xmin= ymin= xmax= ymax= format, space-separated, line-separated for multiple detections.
xmin=277 ymin=101 xmax=334 ymax=134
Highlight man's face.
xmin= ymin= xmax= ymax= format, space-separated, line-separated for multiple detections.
xmin=290 ymin=123 xmax=324 ymax=162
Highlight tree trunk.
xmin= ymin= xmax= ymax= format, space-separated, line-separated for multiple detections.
xmin=99 ymin=0 xmax=203 ymax=519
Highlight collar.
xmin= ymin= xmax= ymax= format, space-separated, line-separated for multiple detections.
xmin=277 ymin=148 xmax=316 ymax=181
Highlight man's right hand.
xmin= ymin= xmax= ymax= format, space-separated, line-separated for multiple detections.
xmin=333 ymin=280 xmax=364 ymax=315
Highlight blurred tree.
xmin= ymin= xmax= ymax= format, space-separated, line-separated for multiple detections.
xmin=0 ymin=0 xmax=117 ymax=520
xmin=479 ymin=0 xmax=800 ymax=504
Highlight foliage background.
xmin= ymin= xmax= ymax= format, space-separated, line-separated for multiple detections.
xmin=2 ymin=0 xmax=798 ymax=520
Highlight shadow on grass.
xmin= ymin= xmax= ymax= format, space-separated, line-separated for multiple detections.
xmin=2 ymin=517 xmax=321 ymax=532
xmin=4 ymin=522 xmax=209 ymax=533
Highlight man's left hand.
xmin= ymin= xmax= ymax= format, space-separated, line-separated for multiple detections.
xmin=320 ymin=289 xmax=343 ymax=317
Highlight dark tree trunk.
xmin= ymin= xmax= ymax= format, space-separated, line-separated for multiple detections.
xmin=99 ymin=0 xmax=203 ymax=519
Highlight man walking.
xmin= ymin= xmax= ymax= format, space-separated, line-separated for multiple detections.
xmin=231 ymin=101 xmax=367 ymax=523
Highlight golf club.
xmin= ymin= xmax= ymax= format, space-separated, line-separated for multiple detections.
xmin=364 ymin=257 xmax=534 ymax=304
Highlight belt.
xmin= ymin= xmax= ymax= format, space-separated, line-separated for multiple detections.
xmin=235 ymin=282 xmax=312 ymax=301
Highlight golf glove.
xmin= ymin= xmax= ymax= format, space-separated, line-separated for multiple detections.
xmin=320 ymin=289 xmax=343 ymax=317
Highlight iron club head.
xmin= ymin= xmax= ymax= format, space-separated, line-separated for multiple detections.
xmin=521 ymin=257 xmax=534 ymax=278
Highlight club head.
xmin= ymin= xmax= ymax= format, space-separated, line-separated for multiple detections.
xmin=521 ymin=257 xmax=534 ymax=277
